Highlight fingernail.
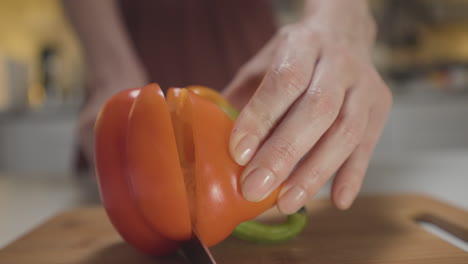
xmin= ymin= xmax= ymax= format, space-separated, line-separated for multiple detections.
xmin=233 ymin=134 xmax=259 ymax=166
xmin=337 ymin=186 xmax=355 ymax=210
xmin=241 ymin=168 xmax=275 ymax=202
xmin=278 ymin=186 xmax=307 ymax=214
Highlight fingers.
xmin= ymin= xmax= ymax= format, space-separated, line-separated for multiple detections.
xmin=276 ymin=83 xmax=371 ymax=214
xmin=331 ymin=76 xmax=392 ymax=210
xmin=240 ymin=52 xmax=357 ymax=202
xmin=230 ymin=27 xmax=321 ymax=166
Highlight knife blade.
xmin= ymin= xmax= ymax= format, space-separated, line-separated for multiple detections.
xmin=180 ymin=231 xmax=217 ymax=264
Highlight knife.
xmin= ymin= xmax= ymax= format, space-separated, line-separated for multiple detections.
xmin=180 ymin=231 xmax=217 ymax=264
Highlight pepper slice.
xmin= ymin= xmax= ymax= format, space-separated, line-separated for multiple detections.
xmin=126 ymin=84 xmax=192 ymax=242
xmin=166 ymin=88 xmax=279 ymax=246
xmin=94 ymin=88 xmax=179 ymax=255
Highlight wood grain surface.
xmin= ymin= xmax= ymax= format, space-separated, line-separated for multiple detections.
xmin=1 ymin=194 xmax=467 ymax=264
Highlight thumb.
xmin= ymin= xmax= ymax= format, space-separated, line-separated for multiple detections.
xmin=223 ymin=36 xmax=279 ymax=109
xmin=223 ymin=67 xmax=263 ymax=110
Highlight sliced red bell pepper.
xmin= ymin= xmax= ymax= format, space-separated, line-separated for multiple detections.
xmin=95 ymin=83 xmax=306 ymax=255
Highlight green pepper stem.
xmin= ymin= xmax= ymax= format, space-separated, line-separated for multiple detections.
xmin=232 ymin=207 xmax=307 ymax=243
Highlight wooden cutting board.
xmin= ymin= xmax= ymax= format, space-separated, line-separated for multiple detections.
xmin=1 ymin=194 xmax=467 ymax=264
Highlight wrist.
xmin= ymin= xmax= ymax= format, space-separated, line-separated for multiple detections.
xmin=299 ymin=0 xmax=376 ymax=48
xmin=88 ymin=61 xmax=148 ymax=94
xmin=302 ymin=0 xmax=370 ymax=18
xmin=86 ymin=48 xmax=149 ymax=91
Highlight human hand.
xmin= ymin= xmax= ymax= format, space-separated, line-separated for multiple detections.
xmin=223 ymin=0 xmax=392 ymax=214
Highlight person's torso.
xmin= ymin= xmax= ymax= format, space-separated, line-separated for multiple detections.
xmin=118 ymin=0 xmax=277 ymax=91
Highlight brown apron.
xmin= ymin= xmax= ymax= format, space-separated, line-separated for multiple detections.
xmin=118 ymin=0 xmax=277 ymax=91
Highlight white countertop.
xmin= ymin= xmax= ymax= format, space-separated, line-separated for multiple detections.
xmin=363 ymin=150 xmax=468 ymax=209
xmin=1 ymin=150 xmax=467 ymax=249
xmin=0 ymin=175 xmax=84 ymax=248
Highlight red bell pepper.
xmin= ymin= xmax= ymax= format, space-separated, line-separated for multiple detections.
xmin=94 ymin=83 xmax=306 ymax=256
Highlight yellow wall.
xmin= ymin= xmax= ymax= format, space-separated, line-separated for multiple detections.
xmin=0 ymin=0 xmax=83 ymax=109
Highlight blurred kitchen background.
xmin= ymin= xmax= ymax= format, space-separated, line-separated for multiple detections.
xmin=0 ymin=0 xmax=467 ymax=248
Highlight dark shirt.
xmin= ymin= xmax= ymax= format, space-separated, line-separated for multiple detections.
xmin=118 ymin=0 xmax=277 ymax=91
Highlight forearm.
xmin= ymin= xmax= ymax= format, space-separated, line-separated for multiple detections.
xmin=62 ymin=0 xmax=147 ymax=88
xmin=63 ymin=0 xmax=148 ymax=166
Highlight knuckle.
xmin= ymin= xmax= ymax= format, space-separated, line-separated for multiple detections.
xmin=245 ymin=102 xmax=276 ymax=135
xmin=288 ymin=77 xmax=308 ymax=95
xmin=268 ymin=137 xmax=302 ymax=168
xmin=302 ymin=87 xmax=323 ymax=105
xmin=270 ymin=64 xmax=308 ymax=96
xmin=297 ymin=169 xmax=322 ymax=196
xmin=344 ymin=166 xmax=367 ymax=181
xmin=270 ymin=63 xmax=290 ymax=81
xmin=339 ymin=118 xmax=362 ymax=146
xmin=240 ymin=101 xmax=275 ymax=136
xmin=256 ymin=111 xmax=276 ymax=134
xmin=304 ymin=88 xmax=340 ymax=117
